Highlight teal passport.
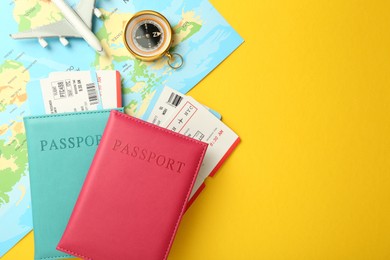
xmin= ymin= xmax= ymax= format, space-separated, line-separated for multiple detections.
xmin=24 ymin=109 xmax=123 ymax=260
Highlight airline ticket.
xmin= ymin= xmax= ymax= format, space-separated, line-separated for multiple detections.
xmin=147 ymin=87 xmax=221 ymax=126
xmin=40 ymin=70 xmax=120 ymax=114
xmin=147 ymin=86 xmax=240 ymax=198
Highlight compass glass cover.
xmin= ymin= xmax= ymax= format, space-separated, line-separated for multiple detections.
xmin=124 ymin=11 xmax=172 ymax=59
xmin=133 ymin=20 xmax=164 ymax=51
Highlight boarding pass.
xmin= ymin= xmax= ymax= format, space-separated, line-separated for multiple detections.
xmin=147 ymin=86 xmax=240 ymax=198
xmin=40 ymin=70 xmax=121 ymax=114
xmin=147 ymin=87 xmax=221 ymax=126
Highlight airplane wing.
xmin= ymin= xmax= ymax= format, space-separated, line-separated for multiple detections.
xmin=10 ymin=19 xmax=81 ymax=39
xmin=10 ymin=0 xmax=97 ymax=39
xmin=74 ymin=0 xmax=96 ymax=29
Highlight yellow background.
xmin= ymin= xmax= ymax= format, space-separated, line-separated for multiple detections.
xmin=3 ymin=0 xmax=390 ymax=259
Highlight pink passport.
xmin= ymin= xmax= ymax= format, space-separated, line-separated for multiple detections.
xmin=57 ymin=110 xmax=207 ymax=260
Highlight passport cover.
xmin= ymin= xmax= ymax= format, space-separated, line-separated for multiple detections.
xmin=24 ymin=109 xmax=123 ymax=260
xmin=57 ymin=110 xmax=208 ymax=260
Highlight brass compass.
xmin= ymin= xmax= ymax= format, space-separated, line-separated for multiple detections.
xmin=123 ymin=10 xmax=183 ymax=69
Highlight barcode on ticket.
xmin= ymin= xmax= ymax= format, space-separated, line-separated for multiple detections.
xmin=167 ymin=92 xmax=183 ymax=107
xmin=86 ymin=83 xmax=98 ymax=105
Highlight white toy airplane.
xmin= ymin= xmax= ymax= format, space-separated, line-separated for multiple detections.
xmin=10 ymin=0 xmax=106 ymax=56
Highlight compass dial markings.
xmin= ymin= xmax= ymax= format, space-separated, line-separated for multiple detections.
xmin=133 ymin=20 xmax=164 ymax=52
xmin=124 ymin=11 xmax=173 ymax=60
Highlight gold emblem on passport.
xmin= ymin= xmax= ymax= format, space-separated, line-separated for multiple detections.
xmin=123 ymin=10 xmax=183 ymax=69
